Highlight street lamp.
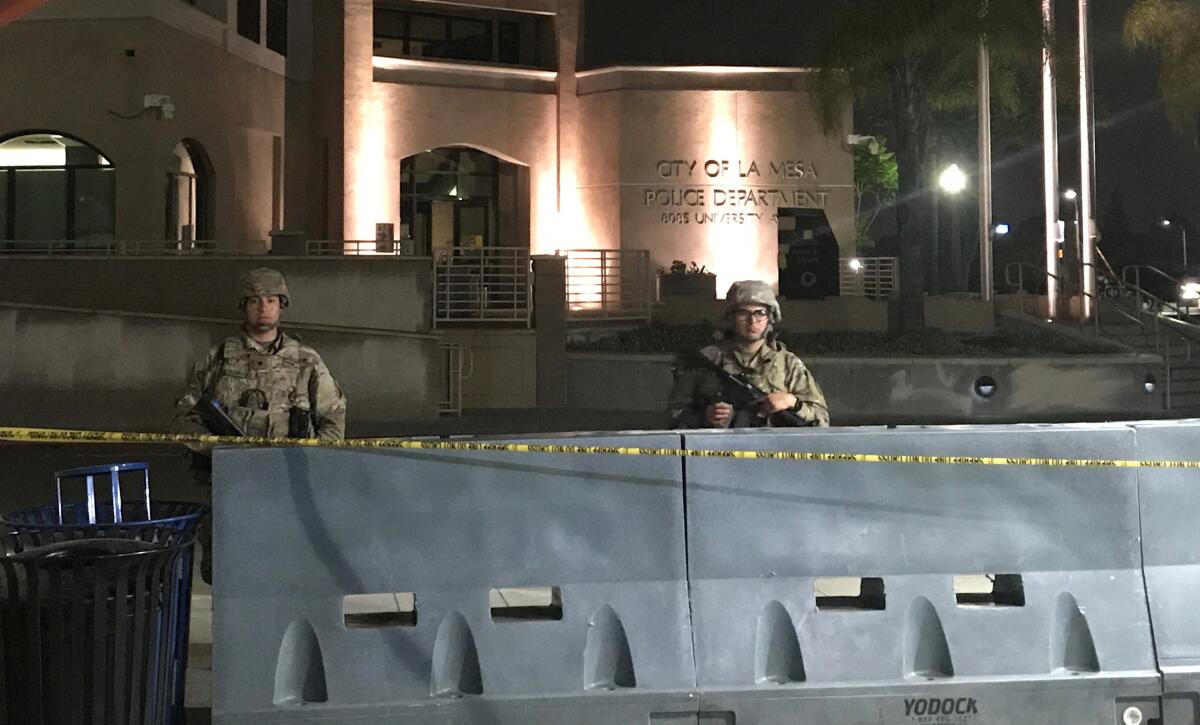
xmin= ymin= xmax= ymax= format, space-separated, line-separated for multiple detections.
xmin=1162 ymin=219 xmax=1188 ymax=272
xmin=939 ymin=164 xmax=967 ymax=194
xmin=994 ymin=223 xmax=1010 ymax=236
xmin=938 ymin=164 xmax=967 ymax=292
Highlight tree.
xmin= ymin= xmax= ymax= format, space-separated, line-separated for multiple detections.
xmin=1124 ymin=0 xmax=1200 ymax=147
xmin=852 ymin=138 xmax=899 ymax=251
xmin=810 ymin=1 xmax=1045 ymax=329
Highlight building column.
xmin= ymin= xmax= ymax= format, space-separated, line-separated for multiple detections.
xmin=343 ymin=0 xmax=378 ymax=241
xmin=533 ymin=254 xmax=567 ymax=407
xmin=281 ymin=0 xmax=317 ymax=238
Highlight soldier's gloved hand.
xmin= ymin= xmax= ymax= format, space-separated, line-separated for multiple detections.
xmin=705 ymin=402 xmax=734 ymax=428
xmin=760 ymin=392 xmax=798 ymax=415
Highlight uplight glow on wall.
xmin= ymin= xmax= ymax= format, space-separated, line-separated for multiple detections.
xmin=699 ymin=90 xmax=776 ymax=297
xmin=347 ymin=90 xmax=391 ymax=247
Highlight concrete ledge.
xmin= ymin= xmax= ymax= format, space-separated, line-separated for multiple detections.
xmin=0 ymin=302 xmax=441 ymax=432
xmin=655 ymin=295 xmax=890 ymax=332
xmin=373 ymin=56 xmax=557 ymax=93
xmin=0 ymin=256 xmax=434 ymax=333
xmin=577 ymin=65 xmax=814 ymax=95
xmin=566 ymin=351 xmax=1164 ymax=425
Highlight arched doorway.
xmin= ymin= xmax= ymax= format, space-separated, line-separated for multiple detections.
xmin=0 ymin=130 xmax=114 ymax=244
xmin=400 ymin=146 xmax=529 ymax=256
xmin=167 ymin=139 xmax=213 ymax=241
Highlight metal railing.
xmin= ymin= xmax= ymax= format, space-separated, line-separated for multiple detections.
xmin=1004 ymin=261 xmax=1102 ymax=336
xmin=432 ymin=246 xmax=531 ymax=327
xmin=557 ymin=248 xmax=653 ymax=322
xmin=839 ymin=257 xmax=898 ymax=299
xmin=1005 ymin=260 xmax=1193 ymax=409
xmin=1121 ymin=264 xmax=1196 ymax=320
xmin=306 ymin=240 xmax=420 ymax=256
xmin=0 ymin=239 xmax=269 ymax=255
xmin=438 ymin=342 xmax=473 ymax=416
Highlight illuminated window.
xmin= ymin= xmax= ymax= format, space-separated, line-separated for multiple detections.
xmin=400 ymin=147 xmax=528 ymax=256
xmin=0 ymin=132 xmax=114 ymax=243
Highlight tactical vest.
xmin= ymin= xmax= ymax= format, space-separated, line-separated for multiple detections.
xmin=207 ymin=336 xmax=315 ymax=437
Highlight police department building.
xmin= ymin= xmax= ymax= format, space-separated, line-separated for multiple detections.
xmin=0 ymin=0 xmax=853 ymax=295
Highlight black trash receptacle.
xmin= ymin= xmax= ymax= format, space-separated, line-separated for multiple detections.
xmin=3 ymin=462 xmax=210 ymax=725
xmin=0 ymin=525 xmax=193 ymax=725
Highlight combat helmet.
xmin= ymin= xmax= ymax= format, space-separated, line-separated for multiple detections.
xmin=237 ymin=267 xmax=290 ymax=308
xmin=724 ymin=280 xmax=781 ymax=324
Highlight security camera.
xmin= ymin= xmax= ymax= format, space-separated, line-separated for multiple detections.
xmin=143 ymin=93 xmax=175 ymax=120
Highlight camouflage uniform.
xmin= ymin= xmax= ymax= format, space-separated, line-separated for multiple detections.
xmin=172 ymin=267 xmax=346 ymax=584
xmin=173 ymin=331 xmax=347 ymax=440
xmin=668 ymin=339 xmax=829 ymax=428
xmin=668 ymin=279 xmax=829 ymax=428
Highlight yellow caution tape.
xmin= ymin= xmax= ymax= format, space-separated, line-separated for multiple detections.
xmin=2 ymin=426 xmax=1199 ymax=469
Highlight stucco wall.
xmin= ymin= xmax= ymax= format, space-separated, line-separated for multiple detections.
xmin=0 ymin=13 xmax=285 ymax=241
xmin=655 ymin=295 xmax=891 ymax=332
xmin=566 ymin=352 xmax=1163 ymax=425
xmin=576 ymin=71 xmax=854 ymax=293
xmin=656 ymin=295 xmax=996 ymax=334
xmin=0 ymin=256 xmax=433 ymax=332
xmin=340 ymin=0 xmax=559 ymax=248
xmin=0 ymin=303 xmax=441 ymax=433
xmin=438 ymin=328 xmax=538 ymax=408
xmin=349 ymin=81 xmax=559 ymax=248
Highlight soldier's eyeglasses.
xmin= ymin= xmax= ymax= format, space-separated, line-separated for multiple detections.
xmin=733 ymin=309 xmax=769 ymax=321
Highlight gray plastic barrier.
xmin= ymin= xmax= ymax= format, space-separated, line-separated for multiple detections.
xmin=210 ymin=434 xmax=694 ymax=724
xmin=683 ymin=424 xmax=1161 ymax=725
xmin=1129 ymin=419 xmax=1200 ymax=725
xmin=211 ymin=422 xmax=1200 ymax=724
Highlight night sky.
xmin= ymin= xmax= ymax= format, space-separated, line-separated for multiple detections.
xmin=583 ymin=0 xmax=1200 ymax=240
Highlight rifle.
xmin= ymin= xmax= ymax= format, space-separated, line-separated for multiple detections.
xmin=690 ymin=353 xmax=814 ymax=428
xmin=193 ymin=396 xmax=247 ymax=437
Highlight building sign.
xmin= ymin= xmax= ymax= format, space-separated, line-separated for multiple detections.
xmin=643 ymin=158 xmax=831 ymax=225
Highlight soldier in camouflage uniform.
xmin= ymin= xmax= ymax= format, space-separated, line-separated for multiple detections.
xmin=173 ymin=267 xmax=347 ymax=581
xmin=668 ymin=280 xmax=829 ymax=428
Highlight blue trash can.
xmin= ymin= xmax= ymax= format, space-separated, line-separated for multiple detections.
xmin=0 ymin=525 xmax=193 ymax=725
xmin=2 ymin=462 xmax=209 ymax=725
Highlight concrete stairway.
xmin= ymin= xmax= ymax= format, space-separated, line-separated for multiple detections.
xmin=1094 ymin=307 xmax=1200 ymax=414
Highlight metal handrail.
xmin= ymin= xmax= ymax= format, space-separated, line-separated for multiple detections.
xmin=0 ymin=239 xmax=270 ymax=256
xmin=307 ymin=240 xmax=420 ymax=256
xmin=1122 ymin=263 xmax=1178 ymax=290
xmin=1121 ymin=264 xmax=1194 ymax=320
xmin=1003 ymin=261 xmax=1102 ymax=336
xmin=437 ymin=342 xmax=468 ymax=416
xmin=1005 ymin=260 xmax=1193 ymax=410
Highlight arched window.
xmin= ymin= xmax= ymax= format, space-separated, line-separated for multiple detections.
xmin=400 ymin=146 xmax=529 ymax=256
xmin=167 ymin=139 xmax=214 ymax=241
xmin=0 ymin=131 xmax=114 ymax=242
